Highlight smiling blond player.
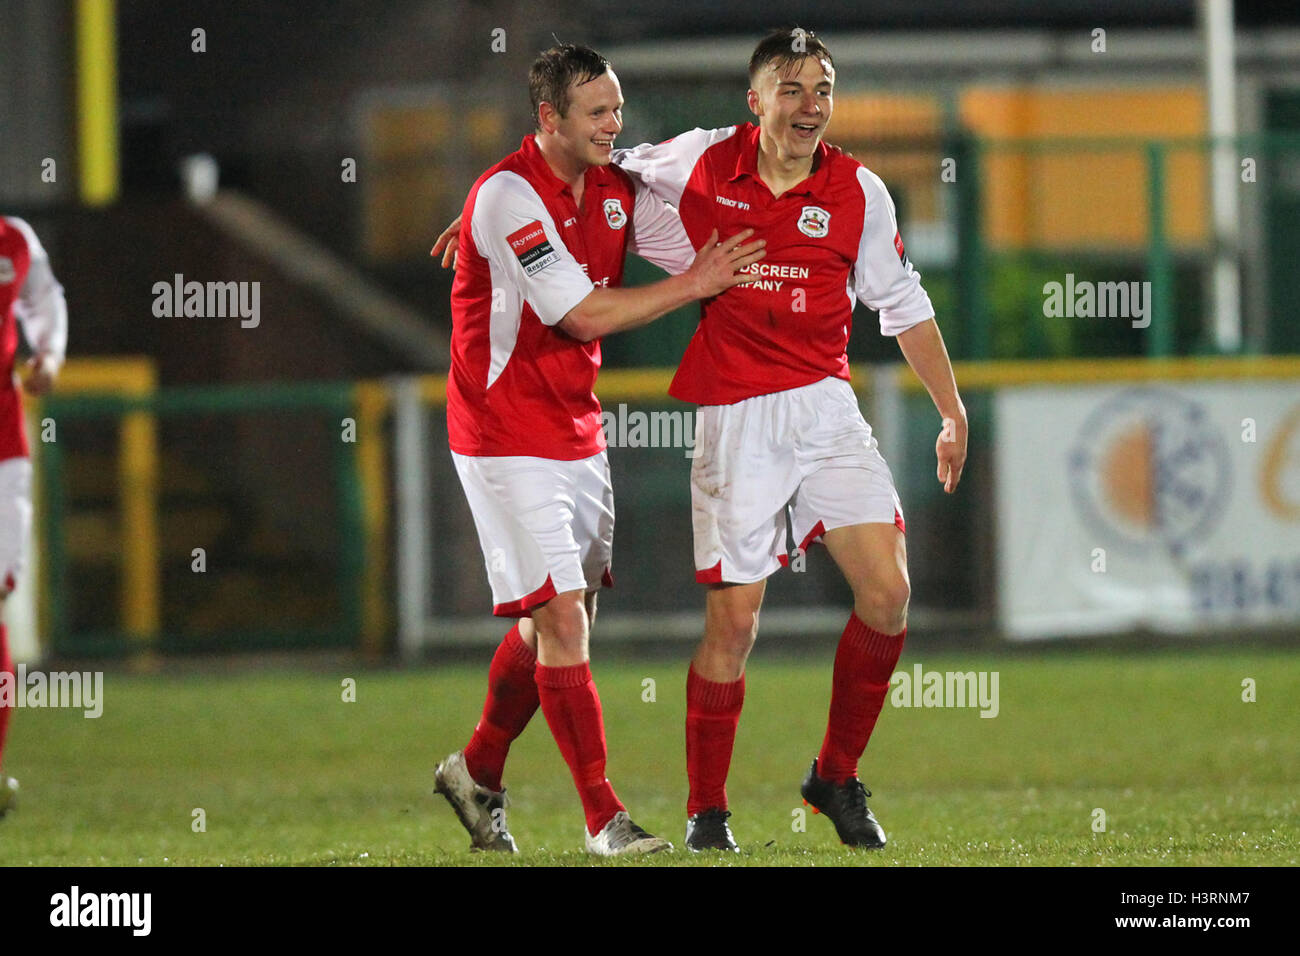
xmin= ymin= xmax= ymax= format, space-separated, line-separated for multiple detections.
xmin=431 ymin=43 xmax=765 ymax=856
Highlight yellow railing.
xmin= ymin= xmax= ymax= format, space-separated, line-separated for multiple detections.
xmin=415 ymin=356 xmax=1300 ymax=407
xmin=30 ymin=357 xmax=158 ymax=646
xmin=353 ymin=382 xmax=390 ymax=657
xmin=33 ymin=356 xmax=1296 ymax=655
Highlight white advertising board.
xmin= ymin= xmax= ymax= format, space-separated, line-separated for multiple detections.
xmin=996 ymin=382 xmax=1300 ymax=638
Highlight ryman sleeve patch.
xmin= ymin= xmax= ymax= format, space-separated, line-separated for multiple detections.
xmin=893 ymin=230 xmax=911 ymax=269
xmin=507 ymin=221 xmax=561 ymax=277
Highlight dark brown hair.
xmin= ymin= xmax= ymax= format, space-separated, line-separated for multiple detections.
xmin=528 ymin=44 xmax=611 ymax=129
xmin=747 ymin=27 xmax=834 ymax=83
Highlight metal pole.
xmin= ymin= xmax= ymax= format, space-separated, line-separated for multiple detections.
xmin=392 ymin=377 xmax=431 ymax=661
xmin=1147 ymin=143 xmax=1175 ymax=358
xmin=869 ymin=364 xmax=904 ymax=484
xmin=76 ymin=0 xmax=119 ymax=205
xmin=1200 ymin=0 xmax=1242 ymax=352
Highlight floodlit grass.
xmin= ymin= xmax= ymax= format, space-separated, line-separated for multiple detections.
xmin=2 ymin=648 xmax=1296 ymax=866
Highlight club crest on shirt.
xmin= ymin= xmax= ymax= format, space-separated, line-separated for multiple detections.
xmin=603 ymin=198 xmax=627 ymax=230
xmin=797 ymin=205 xmax=830 ymax=238
xmin=0 ymin=257 xmax=14 ymax=284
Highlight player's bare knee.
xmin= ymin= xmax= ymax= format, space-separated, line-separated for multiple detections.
xmin=546 ymin=609 xmax=587 ymax=647
xmin=536 ymin=628 xmax=587 ymax=663
xmin=705 ymin=607 xmax=758 ymax=660
xmin=720 ymin=628 xmax=757 ymax=665
xmin=533 ymin=592 xmax=589 ymax=659
xmin=886 ymin=576 xmax=911 ymax=619
xmin=854 ymin=578 xmax=909 ymax=634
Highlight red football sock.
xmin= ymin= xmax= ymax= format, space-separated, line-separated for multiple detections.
xmin=462 ymin=624 xmax=539 ymax=791
xmin=535 ymin=661 xmax=624 ymax=836
xmin=817 ymin=615 xmax=906 ymax=785
xmin=0 ymin=624 xmax=12 ymax=772
xmin=685 ymin=665 xmax=745 ymax=816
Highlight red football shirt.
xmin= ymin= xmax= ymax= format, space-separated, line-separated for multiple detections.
xmin=0 ymin=216 xmax=68 ymax=461
xmin=447 ymin=135 xmax=694 ymax=459
xmin=614 ymin=123 xmax=934 ymax=406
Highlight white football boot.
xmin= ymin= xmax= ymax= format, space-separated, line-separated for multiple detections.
xmin=585 ymin=811 xmax=672 ymax=856
xmin=433 ymin=752 xmax=518 ymax=853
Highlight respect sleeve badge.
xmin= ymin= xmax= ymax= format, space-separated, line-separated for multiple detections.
xmin=507 ymin=221 xmax=561 ymax=276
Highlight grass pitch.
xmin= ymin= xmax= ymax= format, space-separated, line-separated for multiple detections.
xmin=2 ymin=646 xmax=1297 ymax=866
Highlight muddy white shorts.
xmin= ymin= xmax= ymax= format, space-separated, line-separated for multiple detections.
xmin=690 ymin=376 xmax=903 ymax=585
xmin=0 ymin=457 xmax=32 ymax=593
xmin=452 ymin=450 xmax=615 ymax=617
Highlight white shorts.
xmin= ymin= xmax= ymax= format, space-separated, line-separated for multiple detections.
xmin=452 ymin=450 xmax=615 ymax=617
xmin=0 ymin=457 xmax=32 ymax=593
xmin=691 ymin=377 xmax=903 ymax=585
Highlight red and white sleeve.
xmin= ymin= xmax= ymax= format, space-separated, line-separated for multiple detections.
xmin=627 ymin=180 xmax=695 ymax=276
xmin=6 ymin=216 xmax=68 ymax=369
xmin=851 ymin=167 xmax=934 ymax=337
xmin=469 ymin=172 xmax=595 ymax=327
xmin=613 ymin=126 xmax=738 ymax=206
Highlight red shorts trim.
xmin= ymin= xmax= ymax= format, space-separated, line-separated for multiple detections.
xmin=776 ymin=512 xmax=905 ymax=568
xmin=493 ymin=575 xmax=558 ymax=618
xmin=699 ymin=511 xmax=904 ymax=581
xmin=695 ymin=561 xmax=724 ymax=584
xmin=779 ymin=519 xmax=828 ymax=567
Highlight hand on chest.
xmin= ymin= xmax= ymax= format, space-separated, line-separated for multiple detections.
xmin=684 ymin=184 xmax=852 ymax=305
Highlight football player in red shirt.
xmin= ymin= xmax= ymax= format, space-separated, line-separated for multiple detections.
xmin=610 ymin=28 xmax=968 ymax=852
xmin=432 ymin=44 xmax=765 ymax=856
xmin=432 ymin=29 xmax=966 ymax=853
xmin=0 ymin=216 xmax=68 ymax=819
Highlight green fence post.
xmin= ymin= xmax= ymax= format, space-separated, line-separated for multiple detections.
xmin=1146 ymin=141 xmax=1174 ymax=357
xmin=956 ymin=133 xmax=990 ymax=360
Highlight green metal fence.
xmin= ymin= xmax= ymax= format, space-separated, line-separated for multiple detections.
xmin=40 ymin=383 xmax=369 ymax=657
xmin=602 ymin=111 xmax=1300 ymax=369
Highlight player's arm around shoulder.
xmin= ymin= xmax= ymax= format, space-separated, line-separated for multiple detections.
xmin=431 ymin=168 xmax=503 ymax=270
xmin=611 ymin=125 xmax=739 ymax=205
xmin=625 ymin=178 xmax=695 ymax=277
